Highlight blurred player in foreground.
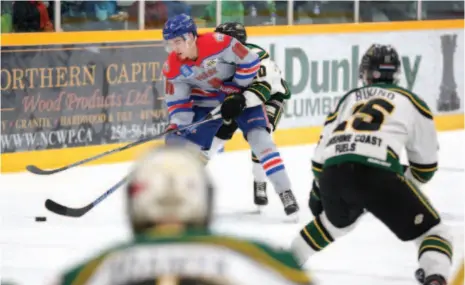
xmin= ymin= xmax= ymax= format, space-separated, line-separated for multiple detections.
xmin=290 ymin=44 xmax=453 ymax=285
xmin=55 ymin=145 xmax=313 ymax=285
xmin=208 ymin=22 xmax=292 ymax=211
xmin=162 ymin=14 xmax=299 ymax=216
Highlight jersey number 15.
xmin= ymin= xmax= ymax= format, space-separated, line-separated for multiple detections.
xmin=334 ymin=98 xmax=395 ymax=133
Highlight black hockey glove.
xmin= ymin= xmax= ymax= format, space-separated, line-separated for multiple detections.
xmin=221 ymin=93 xmax=246 ymax=125
xmin=309 ymin=179 xmax=323 ymax=217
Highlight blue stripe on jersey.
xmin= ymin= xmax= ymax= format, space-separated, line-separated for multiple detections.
xmin=234 ymin=72 xmax=257 ymax=80
xmin=166 ymin=98 xmax=191 ymax=107
xmin=237 ymin=58 xmax=260 ymax=69
xmin=190 ymin=95 xmax=223 ymax=101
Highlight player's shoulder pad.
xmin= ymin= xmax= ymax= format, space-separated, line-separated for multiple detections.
xmin=197 ymin=32 xmax=233 ymax=57
xmin=386 ymin=85 xmax=433 ymax=119
xmin=324 ymin=87 xmax=363 ymax=126
xmin=162 ymin=52 xmax=183 ymax=80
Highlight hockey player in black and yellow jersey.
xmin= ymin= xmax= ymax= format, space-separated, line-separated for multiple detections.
xmin=290 ymin=44 xmax=453 ymax=285
xmin=210 ymin=22 xmax=293 ymax=211
xmin=54 ymin=145 xmax=312 ymax=285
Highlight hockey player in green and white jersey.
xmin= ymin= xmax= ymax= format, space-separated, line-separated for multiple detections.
xmin=290 ymin=44 xmax=453 ymax=285
xmin=210 ymin=22 xmax=292 ymax=210
xmin=54 ymin=145 xmax=312 ymax=285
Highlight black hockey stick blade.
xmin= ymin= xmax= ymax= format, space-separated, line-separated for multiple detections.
xmin=45 ymin=199 xmax=91 ymax=217
xmin=44 ymin=177 xmax=127 ymax=218
xmin=26 ymin=165 xmax=68 ymax=175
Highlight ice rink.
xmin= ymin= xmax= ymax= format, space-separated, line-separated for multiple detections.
xmin=1 ymin=130 xmax=463 ymax=285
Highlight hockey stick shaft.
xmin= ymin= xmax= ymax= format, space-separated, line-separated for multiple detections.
xmin=439 ymin=166 xmax=464 ymax=173
xmin=28 ymin=108 xmax=222 ymax=175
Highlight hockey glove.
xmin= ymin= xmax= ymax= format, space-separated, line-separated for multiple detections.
xmin=221 ymin=93 xmax=246 ymax=125
xmin=309 ymin=179 xmax=323 ymax=217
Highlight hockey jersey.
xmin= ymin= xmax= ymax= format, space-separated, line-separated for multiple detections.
xmin=56 ymin=229 xmax=312 ymax=285
xmin=312 ymin=83 xmax=438 ymax=183
xmin=163 ymin=32 xmax=260 ymax=126
xmin=244 ymin=43 xmax=291 ymax=103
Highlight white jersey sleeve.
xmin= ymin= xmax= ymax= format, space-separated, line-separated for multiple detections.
xmin=405 ymin=102 xmax=438 ymax=185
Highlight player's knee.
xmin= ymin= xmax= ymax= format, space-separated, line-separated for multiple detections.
xmin=319 ymin=211 xmax=360 ymax=239
xmin=325 ymin=207 xmax=363 ymax=229
xmin=414 ymin=222 xmax=453 ymax=251
xmin=396 ymin=214 xmax=442 ymax=241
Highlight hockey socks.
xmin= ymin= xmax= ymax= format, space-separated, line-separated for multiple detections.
xmin=246 ymin=128 xmax=291 ymax=193
xmin=291 ymin=212 xmax=359 ymax=266
xmin=415 ymin=228 xmax=453 ymax=281
xmin=209 ymin=136 xmax=227 ymax=159
xmin=419 ymin=235 xmax=453 ymax=261
xmin=300 ymin=216 xmax=334 ymax=252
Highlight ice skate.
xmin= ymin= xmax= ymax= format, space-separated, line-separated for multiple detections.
xmin=254 ymin=181 xmax=268 ymax=211
xmin=279 ymin=190 xmax=299 ymax=219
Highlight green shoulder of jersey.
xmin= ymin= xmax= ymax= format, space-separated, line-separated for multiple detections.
xmin=324 ymin=83 xmax=433 ymax=126
xmin=246 ymin=42 xmax=292 ymax=101
xmin=60 ymin=229 xmax=311 ymax=285
xmin=246 ymin=42 xmax=270 ymax=60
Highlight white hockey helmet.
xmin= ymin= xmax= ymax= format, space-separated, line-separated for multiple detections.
xmin=126 ymin=145 xmax=214 ymax=232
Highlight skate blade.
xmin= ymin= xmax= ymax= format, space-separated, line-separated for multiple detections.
xmin=255 ymin=205 xmax=266 ymax=213
xmin=283 ymin=211 xmax=299 ymax=224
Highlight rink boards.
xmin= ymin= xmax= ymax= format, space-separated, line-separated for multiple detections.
xmin=1 ymin=20 xmax=464 ymax=173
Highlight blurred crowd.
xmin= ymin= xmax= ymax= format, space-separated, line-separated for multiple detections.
xmin=1 ymin=0 xmax=464 ymax=33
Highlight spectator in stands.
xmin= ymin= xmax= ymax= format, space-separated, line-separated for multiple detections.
xmin=202 ymin=0 xmax=245 ymax=27
xmin=243 ymin=1 xmax=277 ymax=26
xmin=1 ymin=1 xmax=13 ymax=33
xmin=13 ymin=1 xmax=54 ymax=32
xmin=128 ymin=1 xmax=191 ymax=30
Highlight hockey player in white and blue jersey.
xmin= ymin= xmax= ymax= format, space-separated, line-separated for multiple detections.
xmin=290 ymin=44 xmax=453 ymax=285
xmin=162 ymin=14 xmax=299 ymax=216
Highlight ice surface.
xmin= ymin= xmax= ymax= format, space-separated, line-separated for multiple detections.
xmin=1 ymin=130 xmax=463 ymax=285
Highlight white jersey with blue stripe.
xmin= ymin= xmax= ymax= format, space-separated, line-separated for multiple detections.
xmin=162 ymin=32 xmax=260 ymax=126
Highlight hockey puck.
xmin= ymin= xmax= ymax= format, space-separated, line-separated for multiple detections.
xmin=35 ymin=216 xmax=47 ymax=222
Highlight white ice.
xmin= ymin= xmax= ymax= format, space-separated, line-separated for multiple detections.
xmin=1 ymin=130 xmax=463 ymax=285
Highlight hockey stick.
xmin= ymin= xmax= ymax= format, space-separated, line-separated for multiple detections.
xmin=439 ymin=166 xmax=464 ymax=173
xmin=45 ymin=176 xmax=127 ymax=217
xmin=43 ymin=110 xmax=222 ymax=217
xmin=27 ymin=109 xmax=222 ymax=175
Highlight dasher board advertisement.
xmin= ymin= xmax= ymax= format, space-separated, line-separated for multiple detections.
xmin=1 ymin=41 xmax=168 ymax=154
xmin=250 ymin=29 xmax=464 ymax=129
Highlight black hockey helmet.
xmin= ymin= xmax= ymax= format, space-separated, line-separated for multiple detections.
xmin=214 ymin=22 xmax=247 ymax=44
xmin=359 ymin=44 xmax=401 ymax=84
